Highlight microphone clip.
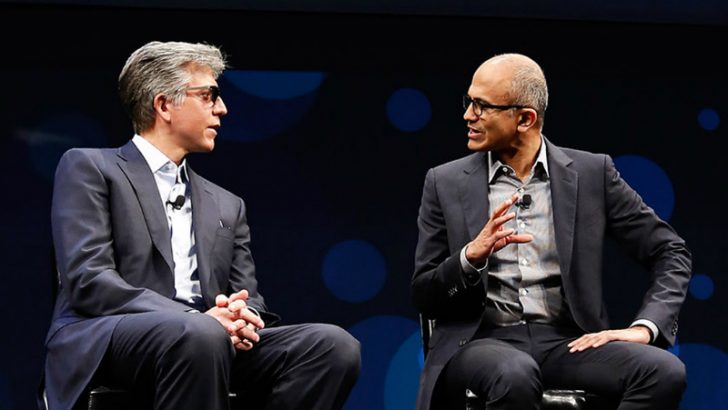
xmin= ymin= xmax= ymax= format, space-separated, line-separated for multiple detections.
xmin=167 ymin=183 xmax=186 ymax=210
xmin=516 ymin=194 xmax=532 ymax=210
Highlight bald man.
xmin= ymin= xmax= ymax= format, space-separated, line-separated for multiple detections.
xmin=412 ymin=53 xmax=691 ymax=410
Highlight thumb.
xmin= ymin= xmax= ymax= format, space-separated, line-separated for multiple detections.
xmin=215 ymin=294 xmax=229 ymax=307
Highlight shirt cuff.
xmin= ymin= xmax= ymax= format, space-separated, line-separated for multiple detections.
xmin=459 ymin=246 xmax=487 ymax=285
xmin=631 ymin=319 xmax=659 ymax=343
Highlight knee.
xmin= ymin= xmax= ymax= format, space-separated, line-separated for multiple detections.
xmin=654 ymin=353 xmax=686 ymax=393
xmin=463 ymin=355 xmax=540 ymax=408
xmin=302 ymin=324 xmax=361 ymax=375
xmin=162 ymin=313 xmax=233 ymax=363
xmin=491 ymin=355 xmax=540 ymax=385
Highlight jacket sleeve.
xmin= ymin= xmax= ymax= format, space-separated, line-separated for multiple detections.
xmin=603 ymin=154 xmax=692 ymax=346
xmin=411 ymin=168 xmax=486 ymax=320
xmin=52 ymin=149 xmax=190 ymax=316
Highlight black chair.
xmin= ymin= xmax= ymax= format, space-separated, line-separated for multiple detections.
xmin=419 ymin=316 xmax=618 ymax=410
xmin=83 ymin=387 xmax=240 ymax=410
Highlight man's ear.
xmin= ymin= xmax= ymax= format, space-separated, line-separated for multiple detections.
xmin=154 ymin=93 xmax=173 ymax=122
xmin=517 ymin=108 xmax=538 ymax=132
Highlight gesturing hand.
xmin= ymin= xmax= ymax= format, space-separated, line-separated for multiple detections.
xmin=465 ymin=194 xmax=534 ymax=266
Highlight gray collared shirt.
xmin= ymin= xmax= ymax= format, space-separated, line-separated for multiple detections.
xmin=460 ymin=137 xmax=572 ymax=326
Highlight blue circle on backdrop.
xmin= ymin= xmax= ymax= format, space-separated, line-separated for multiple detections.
xmin=689 ymin=273 xmax=714 ymax=300
xmin=677 ymin=343 xmax=728 ymax=410
xmin=697 ymin=108 xmax=720 ymax=131
xmin=344 ymin=316 xmax=419 ymax=410
xmin=668 ymin=338 xmax=680 ymax=357
xmin=217 ymin=71 xmax=325 ymax=141
xmin=223 ymin=70 xmax=325 ymax=100
xmin=386 ymin=88 xmax=432 ymax=132
xmin=23 ymin=112 xmax=108 ymax=182
xmin=384 ymin=330 xmax=424 ymax=410
xmin=322 ymin=240 xmax=387 ymax=303
xmin=613 ymin=155 xmax=675 ymax=221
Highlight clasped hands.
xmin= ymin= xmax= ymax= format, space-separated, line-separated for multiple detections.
xmin=206 ymin=289 xmax=265 ymax=351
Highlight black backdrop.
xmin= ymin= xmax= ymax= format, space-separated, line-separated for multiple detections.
xmin=1 ymin=4 xmax=727 ymax=409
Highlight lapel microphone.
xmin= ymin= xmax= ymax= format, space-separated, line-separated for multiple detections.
xmin=167 ymin=183 xmax=186 ymax=210
xmin=516 ymin=194 xmax=532 ymax=210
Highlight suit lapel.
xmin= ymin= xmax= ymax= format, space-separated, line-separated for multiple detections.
xmin=460 ymin=153 xmax=490 ymax=240
xmin=545 ymin=139 xmax=578 ymax=279
xmin=116 ymin=141 xmax=175 ymax=274
xmin=189 ymin=167 xmax=217 ymax=304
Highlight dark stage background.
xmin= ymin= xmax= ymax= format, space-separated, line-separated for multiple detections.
xmin=1 ymin=3 xmax=727 ymax=409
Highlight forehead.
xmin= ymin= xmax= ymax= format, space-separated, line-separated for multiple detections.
xmin=468 ymin=61 xmax=512 ymax=102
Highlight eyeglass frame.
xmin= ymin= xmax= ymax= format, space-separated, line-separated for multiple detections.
xmin=179 ymin=85 xmax=221 ymax=106
xmin=463 ymin=95 xmax=529 ymax=117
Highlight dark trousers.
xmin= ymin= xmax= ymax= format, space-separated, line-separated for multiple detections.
xmin=435 ymin=323 xmax=685 ymax=410
xmin=97 ymin=311 xmax=361 ymax=410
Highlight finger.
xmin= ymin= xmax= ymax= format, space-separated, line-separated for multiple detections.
xmin=215 ymin=294 xmax=229 ymax=308
xmin=568 ymin=335 xmax=591 ymax=348
xmin=239 ymin=309 xmax=265 ymax=330
xmin=228 ymin=299 xmax=247 ymax=314
xmin=228 ymin=319 xmax=247 ymax=335
xmin=590 ymin=338 xmax=609 ymax=348
xmin=228 ymin=289 xmax=249 ymax=303
xmin=568 ymin=335 xmax=597 ymax=352
xmin=230 ymin=335 xmax=241 ymax=345
xmin=573 ymin=334 xmax=609 ymax=352
xmin=506 ymin=234 xmax=534 ymax=244
xmin=234 ymin=340 xmax=251 ymax=351
xmin=491 ymin=212 xmax=517 ymax=228
xmin=237 ymin=326 xmax=260 ymax=344
xmin=490 ymin=195 xmax=518 ymax=218
xmin=239 ymin=339 xmax=254 ymax=350
xmin=494 ymin=228 xmax=516 ymax=240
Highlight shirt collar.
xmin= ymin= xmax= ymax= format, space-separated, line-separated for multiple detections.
xmin=132 ymin=134 xmax=188 ymax=181
xmin=487 ymin=135 xmax=550 ymax=184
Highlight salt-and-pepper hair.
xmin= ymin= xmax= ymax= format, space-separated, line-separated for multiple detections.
xmin=118 ymin=41 xmax=227 ymax=133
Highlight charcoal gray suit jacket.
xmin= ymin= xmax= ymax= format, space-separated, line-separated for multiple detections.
xmin=412 ymin=138 xmax=691 ymax=409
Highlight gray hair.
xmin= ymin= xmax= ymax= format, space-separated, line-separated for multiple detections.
xmin=118 ymin=41 xmax=227 ymax=133
xmin=490 ymin=53 xmax=549 ymax=128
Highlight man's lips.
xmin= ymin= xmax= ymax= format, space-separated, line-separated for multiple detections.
xmin=468 ymin=128 xmax=482 ymax=138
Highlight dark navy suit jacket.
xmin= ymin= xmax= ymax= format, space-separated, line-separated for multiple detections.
xmin=42 ymin=141 xmax=275 ymax=409
xmin=412 ymin=138 xmax=691 ymax=409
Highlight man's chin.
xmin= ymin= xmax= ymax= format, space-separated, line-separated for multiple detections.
xmin=467 ymin=140 xmax=489 ymax=152
xmin=190 ymin=142 xmax=215 ymax=154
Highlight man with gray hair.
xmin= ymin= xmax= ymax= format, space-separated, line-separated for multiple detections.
xmin=412 ymin=53 xmax=691 ymax=409
xmin=42 ymin=41 xmax=360 ymax=410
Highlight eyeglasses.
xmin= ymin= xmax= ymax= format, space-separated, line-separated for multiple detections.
xmin=181 ymin=85 xmax=221 ymax=106
xmin=463 ymin=95 xmax=527 ymax=117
